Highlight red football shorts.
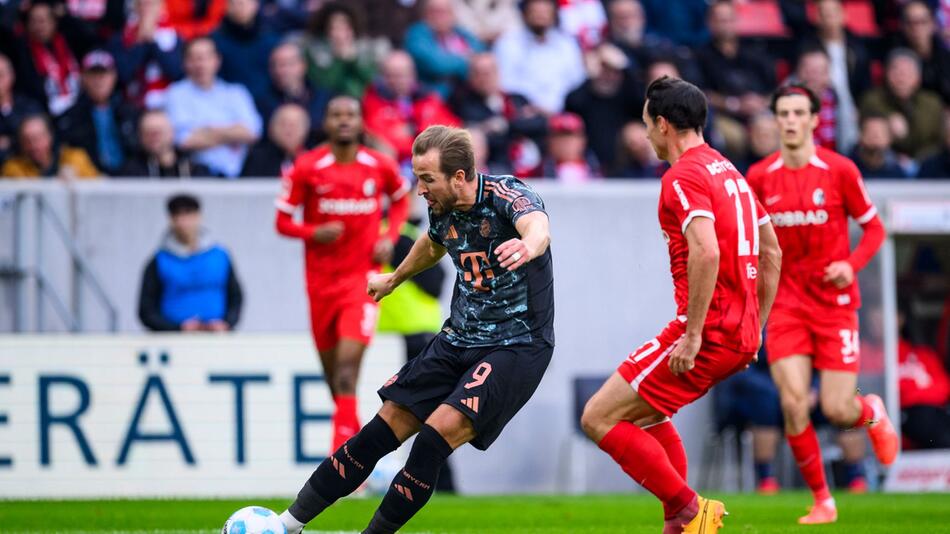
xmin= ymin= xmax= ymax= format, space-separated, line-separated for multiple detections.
xmin=617 ymin=320 xmax=756 ymax=416
xmin=308 ymin=282 xmax=379 ymax=351
xmin=765 ymin=306 xmax=860 ymax=372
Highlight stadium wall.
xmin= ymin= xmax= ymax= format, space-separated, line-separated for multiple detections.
xmin=2 ymin=180 xmax=948 ymax=496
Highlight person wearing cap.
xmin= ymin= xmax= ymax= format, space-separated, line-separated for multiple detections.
xmin=1 ymin=112 xmax=99 ymax=179
xmin=138 ymin=193 xmax=243 ymax=332
xmin=860 ymin=48 xmax=944 ymax=161
xmin=542 ymin=111 xmax=599 ymax=182
xmin=565 ymin=42 xmax=643 ymax=173
xmin=55 ymin=49 xmax=139 ymax=175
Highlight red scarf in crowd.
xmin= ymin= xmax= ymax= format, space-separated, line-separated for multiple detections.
xmin=814 ymin=88 xmax=837 ymax=151
xmin=28 ymin=34 xmax=80 ymax=113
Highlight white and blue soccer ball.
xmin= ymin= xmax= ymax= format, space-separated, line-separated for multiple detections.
xmin=366 ymin=454 xmax=404 ymax=495
xmin=222 ymin=506 xmax=287 ymax=534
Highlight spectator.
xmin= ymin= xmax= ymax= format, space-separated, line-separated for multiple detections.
xmin=120 ymin=109 xmax=211 ymax=178
xmin=453 ymin=0 xmax=520 ymax=43
xmin=166 ymin=37 xmax=262 ymax=177
xmin=449 ymin=52 xmax=546 ymax=178
xmin=918 ymin=111 xmax=950 ymax=178
xmin=696 ymin=0 xmax=775 ymax=159
xmin=108 ymin=0 xmax=184 ymax=109
xmin=12 ymin=0 xmax=92 ymax=115
xmin=606 ymin=0 xmax=693 ymax=75
xmin=860 ymin=48 xmax=944 ymax=160
xmin=55 ymin=50 xmax=138 ymax=175
xmin=542 ymin=111 xmax=598 ymax=181
xmin=559 ymin=0 xmax=608 ymax=51
xmin=297 ymin=2 xmax=387 ymax=99
xmin=0 ymin=53 xmax=43 ymax=162
xmin=362 ymin=50 xmax=459 ymax=164
xmin=211 ymin=0 xmax=280 ymax=102
xmin=640 ymin=0 xmax=707 ymax=47
xmin=613 ymin=120 xmax=664 ymax=177
xmin=256 ymin=41 xmax=332 ymax=130
xmin=738 ymin=112 xmax=779 ymax=173
xmin=794 ymin=47 xmax=858 ymax=153
xmin=405 ymin=0 xmax=485 ymax=99
xmin=165 ymin=0 xmax=227 ymax=40
xmin=241 ymin=102 xmax=309 ymax=177
xmin=565 ymin=42 xmax=643 ymax=172
xmin=804 ymin=0 xmax=871 ymax=103
xmin=138 ymin=193 xmax=243 ymax=332
xmin=898 ymin=306 xmax=950 ymax=448
xmin=896 ymin=1 xmax=950 ymax=104
xmin=63 ymin=0 xmax=125 ymax=37
xmin=1 ymin=113 xmax=99 ymax=178
xmin=493 ymin=0 xmax=586 ymax=114
xmin=851 ymin=113 xmax=908 ymax=179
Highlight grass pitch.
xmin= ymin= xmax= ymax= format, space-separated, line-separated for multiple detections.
xmin=1 ymin=492 xmax=949 ymax=533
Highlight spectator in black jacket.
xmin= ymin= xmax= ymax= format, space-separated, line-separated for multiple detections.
xmin=120 ymin=109 xmax=211 ymax=178
xmin=0 ymin=52 xmax=43 ymax=163
xmin=55 ymin=50 xmax=138 ymax=175
xmin=255 ymin=41 xmax=333 ymax=132
xmin=449 ymin=52 xmax=547 ymax=177
xmin=896 ymin=1 xmax=950 ymax=104
xmin=851 ymin=112 xmax=908 ymax=179
xmin=138 ymin=194 xmax=243 ymax=332
xmin=798 ymin=0 xmax=872 ymax=102
xmin=241 ymin=102 xmax=309 ymax=177
xmin=918 ymin=112 xmax=950 ymax=178
xmin=565 ymin=42 xmax=643 ymax=173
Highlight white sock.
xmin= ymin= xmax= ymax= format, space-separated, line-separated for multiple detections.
xmin=280 ymin=510 xmax=305 ymax=534
xmin=818 ymin=497 xmax=837 ymax=509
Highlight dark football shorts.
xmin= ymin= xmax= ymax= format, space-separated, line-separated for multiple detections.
xmin=378 ymin=333 xmax=553 ymax=450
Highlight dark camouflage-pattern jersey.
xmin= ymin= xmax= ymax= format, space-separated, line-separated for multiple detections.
xmin=428 ymin=173 xmax=555 ymax=348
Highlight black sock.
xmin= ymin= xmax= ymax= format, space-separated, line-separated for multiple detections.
xmin=363 ymin=424 xmax=454 ymax=534
xmin=288 ymin=415 xmax=400 ymax=523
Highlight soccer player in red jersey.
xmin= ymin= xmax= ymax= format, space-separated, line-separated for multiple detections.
xmin=275 ymin=96 xmax=410 ymax=452
xmin=582 ymin=76 xmax=783 ymax=534
xmin=745 ymin=84 xmax=897 ymax=525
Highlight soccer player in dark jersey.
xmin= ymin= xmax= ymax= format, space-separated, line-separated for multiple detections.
xmin=581 ymin=76 xmax=783 ymax=534
xmin=278 ymin=125 xmax=555 ymax=534
xmin=746 ymin=84 xmax=896 ymax=525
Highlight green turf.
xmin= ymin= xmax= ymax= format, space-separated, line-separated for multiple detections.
xmin=1 ymin=492 xmax=949 ymax=533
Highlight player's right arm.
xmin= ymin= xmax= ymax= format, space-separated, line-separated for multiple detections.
xmin=274 ymin=163 xmax=343 ymax=243
xmin=367 ymin=233 xmax=447 ymax=302
xmin=669 ymin=216 xmax=721 ymax=375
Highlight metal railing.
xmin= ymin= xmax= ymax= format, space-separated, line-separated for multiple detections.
xmin=5 ymin=190 xmax=117 ymax=332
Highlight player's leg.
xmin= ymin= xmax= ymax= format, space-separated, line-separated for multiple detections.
xmin=363 ymin=404 xmax=474 ymax=534
xmin=581 ymin=372 xmax=702 ymax=532
xmin=771 ymin=355 xmax=837 ymax=522
xmin=308 ymin=294 xmax=339 ymax=395
xmin=316 ymin=347 xmax=338 ymax=396
xmin=837 ymin=430 xmax=869 ymax=493
xmin=280 ymin=401 xmax=421 ymax=534
xmin=330 ymin=300 xmax=379 ymax=451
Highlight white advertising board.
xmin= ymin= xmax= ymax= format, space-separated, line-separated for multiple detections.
xmin=884 ymin=450 xmax=950 ymax=493
xmin=0 ymin=334 xmax=405 ymax=498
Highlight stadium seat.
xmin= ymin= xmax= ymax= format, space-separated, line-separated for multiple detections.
xmin=805 ymin=0 xmax=881 ymax=37
xmin=734 ymin=0 xmax=791 ymax=38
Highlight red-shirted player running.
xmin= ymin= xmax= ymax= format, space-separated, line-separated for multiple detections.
xmin=746 ymin=84 xmax=897 ymax=525
xmin=276 ymin=96 xmax=410 ymax=451
xmin=582 ymin=77 xmax=783 ymax=534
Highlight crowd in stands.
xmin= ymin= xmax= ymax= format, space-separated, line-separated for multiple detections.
xmin=0 ymin=0 xmax=948 ymax=181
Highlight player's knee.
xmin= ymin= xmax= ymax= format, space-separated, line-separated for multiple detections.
xmin=821 ymin=399 xmax=854 ymax=427
xmin=779 ymin=391 xmax=810 ymax=421
xmin=332 ymin=366 xmax=358 ymax=394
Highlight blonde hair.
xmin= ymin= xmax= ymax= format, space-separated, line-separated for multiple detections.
xmin=411 ymin=125 xmax=476 ymax=182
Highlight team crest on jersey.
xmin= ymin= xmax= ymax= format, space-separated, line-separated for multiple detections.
xmin=812 ymin=188 xmax=825 ymax=206
xmin=512 ymin=196 xmax=532 ymax=213
xmin=480 ymin=218 xmax=492 ymax=238
xmin=363 ymin=178 xmax=376 ymax=197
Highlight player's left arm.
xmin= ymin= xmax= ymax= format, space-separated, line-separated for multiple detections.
xmin=669 ymin=216 xmax=720 ymax=375
xmin=824 ymin=161 xmax=887 ymax=288
xmin=492 ymin=178 xmax=550 ymax=271
xmin=757 ymin=218 xmax=782 ymax=327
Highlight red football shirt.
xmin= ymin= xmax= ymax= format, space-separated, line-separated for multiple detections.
xmin=746 ymin=146 xmax=876 ymax=311
xmin=659 ymin=144 xmax=768 ymax=353
xmin=275 ymin=145 xmax=409 ymax=292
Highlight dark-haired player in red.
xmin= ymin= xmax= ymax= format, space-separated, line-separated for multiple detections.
xmin=746 ymin=84 xmax=896 ymax=525
xmin=582 ymin=76 xmax=783 ymax=534
xmin=276 ymin=95 xmax=409 ymax=452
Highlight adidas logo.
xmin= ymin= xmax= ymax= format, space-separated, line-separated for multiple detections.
xmin=446 ymin=225 xmax=459 ymax=240
xmin=460 ymin=397 xmax=480 ymax=413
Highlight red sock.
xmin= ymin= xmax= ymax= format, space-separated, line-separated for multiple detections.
xmin=787 ymin=424 xmax=832 ymax=503
xmin=645 ymin=419 xmax=688 ymax=480
xmin=331 ymin=395 xmax=361 ymax=452
xmin=599 ymin=421 xmax=696 ymax=519
xmin=851 ymin=396 xmax=875 ymax=429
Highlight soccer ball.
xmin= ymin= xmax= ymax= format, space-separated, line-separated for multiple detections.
xmin=222 ymin=506 xmax=287 ymax=534
xmin=366 ymin=453 xmax=404 ymax=495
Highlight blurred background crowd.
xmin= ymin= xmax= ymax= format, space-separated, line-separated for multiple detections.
xmin=0 ymin=0 xmax=948 ymax=182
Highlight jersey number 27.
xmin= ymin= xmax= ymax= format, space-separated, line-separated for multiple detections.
xmin=724 ymin=178 xmax=759 ymax=257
